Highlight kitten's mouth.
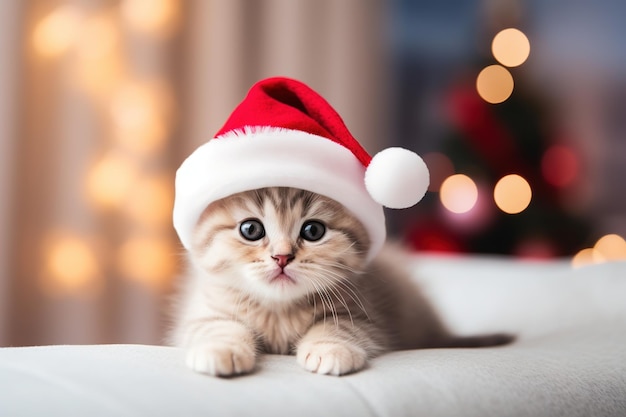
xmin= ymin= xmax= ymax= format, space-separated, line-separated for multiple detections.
xmin=270 ymin=272 xmax=296 ymax=284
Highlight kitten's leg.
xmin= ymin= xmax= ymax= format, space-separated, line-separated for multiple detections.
xmin=180 ymin=318 xmax=257 ymax=377
xmin=296 ymin=321 xmax=383 ymax=376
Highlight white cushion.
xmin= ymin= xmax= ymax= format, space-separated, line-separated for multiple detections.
xmin=1 ymin=255 xmax=625 ymax=416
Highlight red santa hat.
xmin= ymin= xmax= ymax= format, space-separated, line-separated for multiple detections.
xmin=173 ymin=77 xmax=429 ymax=262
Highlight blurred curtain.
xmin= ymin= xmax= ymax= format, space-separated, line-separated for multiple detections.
xmin=0 ymin=0 xmax=22 ymax=347
xmin=0 ymin=0 xmax=388 ymax=347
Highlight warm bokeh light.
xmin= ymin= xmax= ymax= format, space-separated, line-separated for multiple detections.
xmin=74 ymin=13 xmax=122 ymax=95
xmin=440 ymin=174 xmax=478 ymax=214
xmin=86 ymin=153 xmax=139 ymax=208
xmin=423 ymin=152 xmax=455 ymax=192
xmin=541 ymin=145 xmax=580 ymax=187
xmin=32 ymin=6 xmax=81 ymax=57
xmin=594 ymin=234 xmax=626 ymax=262
xmin=491 ymin=28 xmax=530 ymax=67
xmin=110 ymin=81 xmax=174 ymax=154
xmin=125 ymin=175 xmax=174 ymax=227
xmin=572 ymin=248 xmax=597 ymax=269
xmin=572 ymin=234 xmax=626 ymax=268
xmin=42 ymin=233 xmax=101 ymax=295
xmin=476 ymin=65 xmax=514 ymax=104
xmin=117 ymin=235 xmax=176 ymax=291
xmin=494 ymin=174 xmax=532 ymax=214
xmin=121 ymin=0 xmax=180 ymax=36
xmin=76 ymin=14 xmax=118 ymax=61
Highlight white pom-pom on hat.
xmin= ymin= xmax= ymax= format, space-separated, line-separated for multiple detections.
xmin=365 ymin=147 xmax=430 ymax=209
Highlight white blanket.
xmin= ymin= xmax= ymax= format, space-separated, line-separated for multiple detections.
xmin=1 ymin=255 xmax=625 ymax=417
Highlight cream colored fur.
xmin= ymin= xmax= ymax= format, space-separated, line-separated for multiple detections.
xmin=170 ymin=187 xmax=511 ymax=377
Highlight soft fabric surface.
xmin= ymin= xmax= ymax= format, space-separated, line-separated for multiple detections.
xmin=1 ymin=255 xmax=625 ymax=417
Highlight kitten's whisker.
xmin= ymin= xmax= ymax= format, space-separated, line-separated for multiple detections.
xmin=309 ymin=265 xmax=371 ymax=321
xmin=321 ymin=260 xmax=363 ymax=276
xmin=328 ymin=285 xmax=354 ymax=327
xmin=335 ymin=281 xmax=370 ymax=321
xmin=308 ymin=271 xmax=354 ymax=326
xmin=307 ymin=278 xmax=330 ymax=327
xmin=311 ymin=273 xmax=354 ymax=327
xmin=310 ymin=277 xmax=339 ymax=328
xmin=319 ymin=283 xmax=340 ymax=328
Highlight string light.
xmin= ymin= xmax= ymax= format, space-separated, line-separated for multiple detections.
xmin=32 ymin=5 xmax=81 ymax=57
xmin=572 ymin=248 xmax=596 ymax=269
xmin=593 ymin=234 xmax=626 ymax=262
xmin=493 ymin=174 xmax=532 ymax=214
xmin=572 ymin=234 xmax=626 ymax=268
xmin=86 ymin=152 xmax=139 ymax=209
xmin=117 ymin=235 xmax=176 ymax=291
xmin=76 ymin=14 xmax=118 ymax=61
xmin=120 ymin=0 xmax=180 ymax=36
xmin=74 ymin=13 xmax=121 ymax=95
xmin=491 ymin=28 xmax=530 ymax=68
xmin=110 ymin=80 xmax=174 ymax=154
xmin=124 ymin=174 xmax=174 ymax=227
xmin=34 ymin=3 xmax=180 ymax=297
xmin=440 ymin=174 xmax=478 ymax=214
xmin=42 ymin=233 xmax=101 ymax=295
xmin=476 ymin=65 xmax=514 ymax=104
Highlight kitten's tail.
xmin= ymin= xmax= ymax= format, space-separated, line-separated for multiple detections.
xmin=440 ymin=333 xmax=515 ymax=348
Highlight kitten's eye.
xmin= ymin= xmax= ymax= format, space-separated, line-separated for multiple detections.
xmin=300 ymin=220 xmax=326 ymax=242
xmin=239 ymin=219 xmax=265 ymax=241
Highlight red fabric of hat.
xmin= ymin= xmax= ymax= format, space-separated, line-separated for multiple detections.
xmin=215 ymin=77 xmax=372 ymax=167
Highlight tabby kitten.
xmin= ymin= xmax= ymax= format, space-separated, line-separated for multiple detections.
xmin=170 ymin=187 xmax=511 ymax=377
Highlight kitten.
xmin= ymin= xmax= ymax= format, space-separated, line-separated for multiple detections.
xmin=170 ymin=187 xmax=512 ymax=377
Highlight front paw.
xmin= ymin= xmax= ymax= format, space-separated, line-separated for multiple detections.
xmin=296 ymin=341 xmax=367 ymax=376
xmin=187 ymin=342 xmax=256 ymax=377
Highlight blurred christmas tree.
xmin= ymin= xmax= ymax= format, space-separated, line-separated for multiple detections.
xmin=388 ymin=0 xmax=624 ymax=261
xmin=404 ymin=71 xmax=592 ymax=258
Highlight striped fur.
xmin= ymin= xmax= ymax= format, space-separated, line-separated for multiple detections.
xmin=170 ymin=187 xmax=512 ymax=377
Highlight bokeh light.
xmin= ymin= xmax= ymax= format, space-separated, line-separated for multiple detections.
xmin=541 ymin=145 xmax=580 ymax=188
xmin=572 ymin=248 xmax=597 ymax=269
xmin=121 ymin=0 xmax=180 ymax=36
xmin=491 ymin=28 xmax=530 ymax=67
xmin=572 ymin=234 xmax=626 ymax=268
xmin=74 ymin=13 xmax=122 ymax=95
xmin=440 ymin=174 xmax=478 ymax=214
xmin=110 ymin=81 xmax=174 ymax=154
xmin=42 ymin=233 xmax=101 ymax=295
xmin=594 ymin=234 xmax=626 ymax=262
xmin=493 ymin=174 xmax=532 ymax=214
xmin=76 ymin=14 xmax=118 ymax=61
xmin=124 ymin=175 xmax=174 ymax=227
xmin=476 ymin=65 xmax=514 ymax=104
xmin=117 ymin=235 xmax=176 ymax=291
xmin=86 ymin=153 xmax=139 ymax=208
xmin=423 ymin=152 xmax=455 ymax=192
xmin=32 ymin=5 xmax=81 ymax=57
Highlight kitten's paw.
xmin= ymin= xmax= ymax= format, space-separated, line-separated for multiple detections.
xmin=186 ymin=342 xmax=256 ymax=377
xmin=296 ymin=341 xmax=367 ymax=376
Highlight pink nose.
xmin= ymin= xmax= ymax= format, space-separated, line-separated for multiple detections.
xmin=272 ymin=254 xmax=294 ymax=268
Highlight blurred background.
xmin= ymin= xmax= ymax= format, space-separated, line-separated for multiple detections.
xmin=1 ymin=0 xmax=625 ymax=347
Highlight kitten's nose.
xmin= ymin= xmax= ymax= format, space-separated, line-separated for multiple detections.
xmin=272 ymin=254 xmax=294 ymax=268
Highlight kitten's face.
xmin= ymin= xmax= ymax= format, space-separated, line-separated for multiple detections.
xmin=190 ymin=187 xmax=370 ymax=303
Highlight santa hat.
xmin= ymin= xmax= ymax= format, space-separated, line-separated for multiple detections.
xmin=173 ymin=77 xmax=429 ymax=262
